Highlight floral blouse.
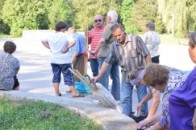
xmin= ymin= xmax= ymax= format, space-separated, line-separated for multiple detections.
xmin=0 ymin=51 xmax=20 ymax=90
xmin=158 ymin=67 xmax=190 ymax=128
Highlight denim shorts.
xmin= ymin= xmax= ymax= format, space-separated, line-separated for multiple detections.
xmin=51 ymin=63 xmax=74 ymax=86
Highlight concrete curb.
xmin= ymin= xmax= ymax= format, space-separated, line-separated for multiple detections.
xmin=0 ymin=91 xmax=137 ymax=130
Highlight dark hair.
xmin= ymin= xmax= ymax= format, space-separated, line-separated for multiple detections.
xmin=188 ymin=32 xmax=196 ymax=47
xmin=55 ymin=21 xmax=68 ymax=31
xmin=3 ymin=41 xmax=16 ymax=54
xmin=111 ymin=23 xmax=124 ymax=32
xmin=146 ymin=21 xmax=155 ymax=30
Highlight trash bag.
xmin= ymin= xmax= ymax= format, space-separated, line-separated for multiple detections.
xmin=74 ymin=81 xmax=92 ymax=94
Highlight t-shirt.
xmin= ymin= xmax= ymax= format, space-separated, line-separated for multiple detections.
xmin=71 ymin=33 xmax=85 ymax=55
xmin=99 ymin=23 xmax=116 ymax=57
xmin=169 ymin=67 xmax=196 ymax=130
xmin=142 ymin=31 xmax=160 ymax=58
xmin=42 ymin=32 xmax=72 ymax=64
xmin=0 ymin=51 xmax=20 ymax=90
xmin=88 ymin=26 xmax=104 ymax=59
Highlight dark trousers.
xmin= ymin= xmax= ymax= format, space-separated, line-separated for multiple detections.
xmin=89 ymin=59 xmax=99 ymax=77
xmin=13 ymin=76 xmax=19 ymax=89
xmin=152 ymin=55 xmax=160 ymax=63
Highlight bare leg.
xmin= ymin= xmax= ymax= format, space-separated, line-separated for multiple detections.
xmin=53 ymin=83 xmax=61 ymax=96
xmin=69 ymin=85 xmax=78 ymax=96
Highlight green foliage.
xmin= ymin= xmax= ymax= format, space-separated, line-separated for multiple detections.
xmin=120 ymin=0 xmax=135 ymax=33
xmin=130 ymin=0 xmax=159 ymax=33
xmin=48 ymin=0 xmax=72 ymax=29
xmin=0 ymin=0 xmax=195 ymax=37
xmin=2 ymin=0 xmax=49 ymax=36
xmin=0 ymin=19 xmax=10 ymax=34
xmin=69 ymin=0 xmax=119 ymax=31
xmin=157 ymin=0 xmax=196 ymax=37
xmin=154 ymin=14 xmax=166 ymax=33
xmin=0 ymin=97 xmax=102 ymax=130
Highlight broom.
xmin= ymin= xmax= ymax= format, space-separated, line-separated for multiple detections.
xmin=69 ymin=68 xmax=120 ymax=110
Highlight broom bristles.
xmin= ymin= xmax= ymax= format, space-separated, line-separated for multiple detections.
xmin=94 ymin=83 xmax=118 ymax=109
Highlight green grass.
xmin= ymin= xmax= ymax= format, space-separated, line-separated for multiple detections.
xmin=0 ymin=96 xmax=102 ymax=130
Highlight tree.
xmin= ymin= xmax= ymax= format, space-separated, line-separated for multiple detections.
xmin=48 ymin=0 xmax=72 ymax=29
xmin=68 ymin=0 xmax=119 ymax=31
xmin=2 ymin=0 xmax=49 ymax=36
xmin=130 ymin=0 xmax=158 ymax=33
xmin=120 ymin=0 xmax=135 ymax=33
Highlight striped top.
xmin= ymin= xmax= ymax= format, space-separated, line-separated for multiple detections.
xmin=105 ymin=34 xmax=150 ymax=82
xmin=88 ymin=26 xmax=104 ymax=59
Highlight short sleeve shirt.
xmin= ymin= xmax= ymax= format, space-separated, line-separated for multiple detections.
xmin=42 ymin=32 xmax=72 ymax=64
xmin=105 ymin=34 xmax=150 ymax=82
xmin=99 ymin=23 xmax=116 ymax=57
xmin=142 ymin=31 xmax=160 ymax=57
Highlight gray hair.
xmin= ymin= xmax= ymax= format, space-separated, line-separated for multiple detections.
xmin=107 ymin=10 xmax=118 ymax=23
xmin=111 ymin=23 xmax=124 ymax=32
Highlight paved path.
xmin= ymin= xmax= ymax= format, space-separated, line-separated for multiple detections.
xmin=0 ymin=38 xmax=194 ymax=130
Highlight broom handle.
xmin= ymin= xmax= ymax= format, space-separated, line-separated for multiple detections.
xmin=83 ymin=25 xmax=89 ymax=75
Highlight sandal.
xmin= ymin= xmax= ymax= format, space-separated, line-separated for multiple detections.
xmin=66 ymin=90 xmax=71 ymax=93
xmin=55 ymin=93 xmax=62 ymax=96
xmin=72 ymin=94 xmax=85 ymax=97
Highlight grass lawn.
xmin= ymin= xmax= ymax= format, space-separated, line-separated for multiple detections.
xmin=0 ymin=96 xmax=102 ymax=130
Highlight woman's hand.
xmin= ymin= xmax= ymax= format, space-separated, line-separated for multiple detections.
xmin=137 ymin=119 xmax=150 ymax=129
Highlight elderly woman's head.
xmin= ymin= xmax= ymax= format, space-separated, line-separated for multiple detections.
xmin=3 ymin=41 xmax=16 ymax=54
xmin=188 ymin=32 xmax=196 ymax=63
xmin=143 ymin=63 xmax=169 ymax=92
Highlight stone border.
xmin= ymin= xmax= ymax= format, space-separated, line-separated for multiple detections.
xmin=0 ymin=91 xmax=137 ymax=130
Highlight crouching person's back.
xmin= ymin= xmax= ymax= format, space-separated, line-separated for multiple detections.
xmin=0 ymin=41 xmax=20 ymax=90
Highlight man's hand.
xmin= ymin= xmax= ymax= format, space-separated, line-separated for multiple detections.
xmin=136 ymin=102 xmax=143 ymax=111
xmin=89 ymin=50 xmax=97 ymax=57
xmin=91 ymin=76 xmax=100 ymax=83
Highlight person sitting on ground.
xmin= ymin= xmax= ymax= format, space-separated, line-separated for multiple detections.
xmin=42 ymin=21 xmax=84 ymax=97
xmin=0 ymin=41 xmax=20 ymax=90
xmin=129 ymin=63 xmax=190 ymax=130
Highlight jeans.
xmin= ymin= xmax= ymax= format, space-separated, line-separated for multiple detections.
xmin=121 ymin=82 xmax=148 ymax=116
xmin=89 ymin=59 xmax=99 ymax=77
xmin=98 ymin=57 xmax=120 ymax=100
